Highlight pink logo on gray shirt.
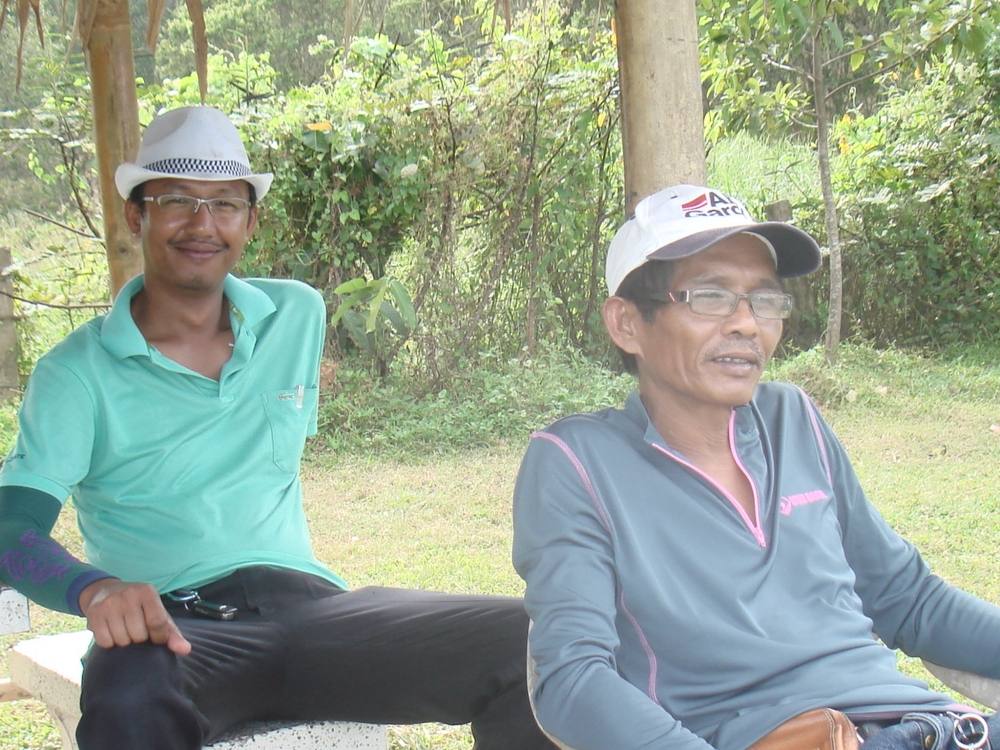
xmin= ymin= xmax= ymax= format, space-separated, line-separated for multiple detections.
xmin=779 ymin=490 xmax=829 ymax=516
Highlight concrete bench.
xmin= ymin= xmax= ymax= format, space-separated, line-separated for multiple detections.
xmin=8 ymin=629 xmax=389 ymax=750
xmin=924 ymin=661 xmax=1000 ymax=711
xmin=0 ymin=586 xmax=29 ymax=634
xmin=1 ymin=585 xmax=387 ymax=750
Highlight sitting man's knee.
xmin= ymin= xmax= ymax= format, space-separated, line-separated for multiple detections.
xmin=80 ymin=641 xmax=200 ymax=737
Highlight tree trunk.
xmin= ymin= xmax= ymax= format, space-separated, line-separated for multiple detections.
xmin=0 ymin=248 xmax=19 ymax=399
xmin=343 ymin=0 xmax=355 ymax=63
xmin=524 ymin=190 xmax=543 ymax=356
xmin=82 ymin=0 xmax=143 ymax=297
xmin=614 ymin=0 xmax=706 ymax=214
xmin=812 ymin=39 xmax=842 ymax=363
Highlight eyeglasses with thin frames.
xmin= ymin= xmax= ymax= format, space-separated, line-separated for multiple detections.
xmin=143 ymin=194 xmax=251 ymax=220
xmin=648 ymin=288 xmax=793 ymax=320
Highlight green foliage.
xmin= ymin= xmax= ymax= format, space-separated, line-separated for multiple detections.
xmin=5 ymin=0 xmax=997 ymax=390
xmin=331 ymin=275 xmax=417 ymax=375
xmin=699 ymin=0 xmax=996 ymax=140
xmin=138 ymin=51 xmax=280 ymax=114
xmin=699 ymin=0 xmax=997 ymax=356
xmin=431 ymin=15 xmax=621 ymax=362
xmin=151 ymin=0 xmax=573 ymax=90
xmin=708 ymin=131 xmax=821 ymax=208
xmin=0 ymin=45 xmax=99 ymax=222
xmin=3 ymin=5 xmax=624 ymax=383
xmin=833 ymin=55 xmax=1000 ymax=345
xmin=0 ymin=399 xmax=18 ymax=456
xmin=154 ymin=0 xmax=344 ymax=88
xmin=213 ymin=10 xmax=622 ymax=376
xmin=317 ymin=345 xmax=633 ymax=455
xmin=238 ymin=37 xmax=436 ymax=295
xmin=0 ymin=215 xmax=110 ymax=378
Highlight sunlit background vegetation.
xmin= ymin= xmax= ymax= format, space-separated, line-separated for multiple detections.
xmin=0 ymin=0 xmax=998 ymax=747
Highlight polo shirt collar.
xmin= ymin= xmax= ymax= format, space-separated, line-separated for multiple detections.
xmin=100 ymin=275 xmax=147 ymax=360
xmin=100 ymin=274 xmax=277 ymax=360
xmin=624 ymin=389 xmax=753 ymax=451
xmin=622 ymin=391 xmax=670 ymax=449
xmin=223 ymin=273 xmax=276 ymax=329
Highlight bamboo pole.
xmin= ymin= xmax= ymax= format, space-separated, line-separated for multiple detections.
xmin=81 ymin=0 xmax=142 ymax=296
xmin=614 ymin=0 xmax=706 ymax=214
xmin=0 ymin=248 xmax=20 ymax=400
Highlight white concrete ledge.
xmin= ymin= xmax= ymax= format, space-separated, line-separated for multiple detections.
xmin=0 ymin=587 xmax=30 ymax=635
xmin=923 ymin=660 xmax=1000 ymax=711
xmin=210 ymin=719 xmax=389 ymax=749
xmin=9 ymin=630 xmax=388 ymax=750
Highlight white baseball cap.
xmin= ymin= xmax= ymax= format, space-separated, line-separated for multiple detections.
xmin=606 ymin=184 xmax=821 ymax=294
xmin=114 ymin=106 xmax=273 ymax=200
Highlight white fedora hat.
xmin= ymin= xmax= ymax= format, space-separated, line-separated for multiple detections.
xmin=114 ymin=106 xmax=273 ymax=200
xmin=606 ymin=184 xmax=821 ymax=294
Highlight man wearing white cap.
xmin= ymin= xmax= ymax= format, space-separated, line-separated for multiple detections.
xmin=512 ymin=185 xmax=1000 ymax=750
xmin=0 ymin=106 xmax=555 ymax=750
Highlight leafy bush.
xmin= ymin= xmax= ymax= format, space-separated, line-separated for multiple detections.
xmin=833 ymin=54 xmax=1000 ymax=346
xmin=238 ymin=36 xmax=439 ymax=296
xmin=197 ymin=13 xmax=624 ymax=376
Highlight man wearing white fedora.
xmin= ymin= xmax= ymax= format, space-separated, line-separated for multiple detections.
xmin=0 ymin=106 xmax=554 ymax=750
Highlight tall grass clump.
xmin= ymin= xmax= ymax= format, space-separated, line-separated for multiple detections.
xmin=317 ymin=345 xmax=634 ymax=456
xmin=769 ymin=341 xmax=1000 ymax=414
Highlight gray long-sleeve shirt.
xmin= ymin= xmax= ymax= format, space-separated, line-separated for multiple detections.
xmin=513 ymin=383 xmax=1000 ymax=750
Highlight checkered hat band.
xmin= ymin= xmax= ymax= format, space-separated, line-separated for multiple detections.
xmin=143 ymin=158 xmax=252 ymax=178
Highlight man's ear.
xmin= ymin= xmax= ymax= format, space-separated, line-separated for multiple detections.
xmin=124 ymin=199 xmax=143 ymax=237
xmin=602 ymin=296 xmax=645 ymax=358
xmin=245 ymin=205 xmax=259 ymax=237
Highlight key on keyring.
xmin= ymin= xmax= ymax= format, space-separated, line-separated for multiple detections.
xmin=164 ymin=588 xmax=238 ymax=620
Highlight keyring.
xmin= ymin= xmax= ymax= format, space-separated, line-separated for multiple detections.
xmin=953 ymin=713 xmax=989 ymax=750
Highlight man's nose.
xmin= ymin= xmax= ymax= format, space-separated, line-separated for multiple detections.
xmin=724 ymin=295 xmax=759 ymax=335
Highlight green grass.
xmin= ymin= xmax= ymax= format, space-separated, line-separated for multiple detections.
xmin=318 ymin=346 xmax=634 ymax=456
xmin=1 ymin=342 xmax=999 ymax=748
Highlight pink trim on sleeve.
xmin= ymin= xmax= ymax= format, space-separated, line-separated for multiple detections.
xmin=529 ymin=430 xmax=661 ymax=704
xmin=531 ymin=431 xmax=613 ymax=534
xmin=618 ymin=590 xmax=660 ymax=703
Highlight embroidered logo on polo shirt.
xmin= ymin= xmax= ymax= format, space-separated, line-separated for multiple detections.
xmin=779 ymin=489 xmax=829 ymax=516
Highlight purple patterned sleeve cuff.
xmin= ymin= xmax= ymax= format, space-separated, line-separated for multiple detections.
xmin=65 ymin=570 xmax=115 ymax=616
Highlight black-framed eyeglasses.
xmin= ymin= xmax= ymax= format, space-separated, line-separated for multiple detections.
xmin=649 ymin=288 xmax=793 ymax=320
xmin=143 ymin=194 xmax=251 ymax=219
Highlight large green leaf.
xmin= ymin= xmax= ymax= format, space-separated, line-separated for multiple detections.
xmin=365 ymin=280 xmax=390 ymax=334
xmin=333 ymin=277 xmax=370 ymax=295
xmin=388 ymin=278 xmax=418 ymax=330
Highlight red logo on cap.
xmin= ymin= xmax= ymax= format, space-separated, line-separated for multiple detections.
xmin=681 ymin=194 xmax=708 ymax=211
xmin=681 ymin=191 xmax=748 ymax=219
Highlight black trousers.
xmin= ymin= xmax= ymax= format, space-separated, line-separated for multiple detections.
xmin=76 ymin=566 xmax=555 ymax=750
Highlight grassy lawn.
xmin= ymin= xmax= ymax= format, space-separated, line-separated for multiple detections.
xmin=0 ymin=345 xmax=998 ymax=749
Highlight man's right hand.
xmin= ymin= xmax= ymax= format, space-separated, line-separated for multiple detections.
xmin=78 ymin=578 xmax=192 ymax=656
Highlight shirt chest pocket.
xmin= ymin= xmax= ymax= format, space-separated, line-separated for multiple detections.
xmin=261 ymin=386 xmax=318 ymax=472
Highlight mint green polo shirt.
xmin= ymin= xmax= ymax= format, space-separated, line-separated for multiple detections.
xmin=0 ymin=274 xmax=347 ymax=593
